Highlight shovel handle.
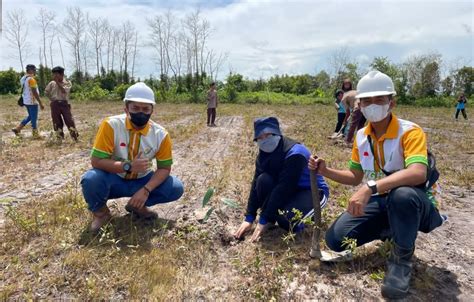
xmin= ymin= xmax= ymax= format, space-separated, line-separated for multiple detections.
xmin=310 ymin=169 xmax=322 ymax=258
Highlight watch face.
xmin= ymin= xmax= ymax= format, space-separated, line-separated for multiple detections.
xmin=123 ymin=162 xmax=131 ymax=172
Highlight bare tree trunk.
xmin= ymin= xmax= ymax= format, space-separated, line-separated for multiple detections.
xmin=49 ymin=27 xmax=56 ymax=67
xmin=58 ymin=36 xmax=66 ymax=69
xmin=37 ymin=8 xmax=55 ymax=68
xmin=4 ymin=9 xmax=30 ymax=71
xmin=63 ymin=7 xmax=87 ymax=74
xmin=131 ymin=31 xmax=138 ymax=80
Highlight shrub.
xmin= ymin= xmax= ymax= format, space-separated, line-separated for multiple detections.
xmin=0 ymin=69 xmax=20 ymax=94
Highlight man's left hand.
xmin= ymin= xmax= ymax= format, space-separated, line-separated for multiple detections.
xmin=347 ymin=185 xmax=372 ymax=217
xmin=250 ymin=223 xmax=269 ymax=242
xmin=128 ymin=188 xmax=149 ymax=209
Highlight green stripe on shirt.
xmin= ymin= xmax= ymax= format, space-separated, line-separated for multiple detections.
xmin=349 ymin=160 xmax=363 ymax=171
xmin=156 ymin=158 xmax=173 ymax=168
xmin=405 ymin=155 xmax=428 ymax=167
xmin=91 ymin=148 xmax=112 ymax=159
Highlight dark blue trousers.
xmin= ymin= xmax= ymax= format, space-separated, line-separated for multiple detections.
xmin=325 ymin=186 xmax=443 ymax=251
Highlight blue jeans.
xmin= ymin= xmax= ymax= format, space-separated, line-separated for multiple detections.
xmin=325 ymin=186 xmax=443 ymax=251
xmin=81 ymin=168 xmax=184 ymax=212
xmin=21 ymin=104 xmax=39 ymax=129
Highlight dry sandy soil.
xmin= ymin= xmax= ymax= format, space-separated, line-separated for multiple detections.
xmin=0 ymin=98 xmax=473 ymax=300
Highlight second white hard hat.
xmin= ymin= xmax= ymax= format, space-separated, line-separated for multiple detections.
xmin=123 ymin=82 xmax=155 ymax=105
xmin=356 ymin=70 xmax=396 ymax=99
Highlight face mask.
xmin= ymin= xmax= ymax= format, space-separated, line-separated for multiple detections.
xmin=361 ymin=103 xmax=390 ymax=122
xmin=129 ymin=112 xmax=151 ymax=127
xmin=257 ymin=135 xmax=281 ymax=153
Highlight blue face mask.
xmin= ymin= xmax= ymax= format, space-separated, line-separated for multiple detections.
xmin=257 ymin=135 xmax=281 ymax=153
xmin=130 ymin=112 xmax=151 ymax=127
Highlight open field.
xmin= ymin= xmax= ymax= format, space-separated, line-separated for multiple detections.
xmin=0 ymin=96 xmax=473 ymax=300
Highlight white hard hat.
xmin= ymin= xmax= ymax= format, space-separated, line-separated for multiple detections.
xmin=356 ymin=70 xmax=396 ymax=99
xmin=123 ymin=82 xmax=155 ymax=104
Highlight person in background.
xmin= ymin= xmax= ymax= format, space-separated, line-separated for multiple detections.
xmin=44 ymin=66 xmax=79 ymax=141
xmin=342 ymin=89 xmax=366 ymax=146
xmin=234 ymin=117 xmax=329 ymax=242
xmin=207 ymin=82 xmax=218 ymax=127
xmin=329 ymin=89 xmax=346 ymax=139
xmin=12 ymin=64 xmax=45 ymax=138
xmin=341 ymin=78 xmax=353 ymax=93
xmin=309 ymin=70 xmax=444 ymax=299
xmin=81 ymin=82 xmax=184 ymax=232
xmin=455 ymin=92 xmax=468 ymax=120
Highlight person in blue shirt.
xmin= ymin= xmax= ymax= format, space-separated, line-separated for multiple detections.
xmin=234 ymin=117 xmax=329 ymax=242
xmin=455 ymin=92 xmax=468 ymax=120
xmin=330 ymin=89 xmax=347 ymax=138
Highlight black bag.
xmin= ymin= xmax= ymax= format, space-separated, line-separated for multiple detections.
xmin=17 ymin=76 xmax=29 ymax=107
xmin=367 ymin=135 xmax=439 ymax=190
xmin=17 ymin=96 xmax=24 ymax=107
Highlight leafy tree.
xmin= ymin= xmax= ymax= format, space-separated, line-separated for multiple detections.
xmin=441 ymin=76 xmax=454 ymax=96
xmin=370 ymin=57 xmax=399 ymax=80
xmin=454 ymin=66 xmax=473 ymax=96
xmin=0 ymin=68 xmax=20 ymax=94
xmin=314 ymin=70 xmax=330 ymax=92
xmin=420 ymin=61 xmax=440 ymax=97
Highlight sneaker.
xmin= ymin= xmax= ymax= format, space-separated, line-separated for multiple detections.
xmin=125 ymin=204 xmax=158 ymax=219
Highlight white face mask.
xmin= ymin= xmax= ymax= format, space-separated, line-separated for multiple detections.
xmin=361 ymin=103 xmax=391 ymax=122
xmin=257 ymin=135 xmax=281 ymax=153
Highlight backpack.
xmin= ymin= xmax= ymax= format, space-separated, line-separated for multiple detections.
xmin=367 ymin=135 xmax=439 ymax=190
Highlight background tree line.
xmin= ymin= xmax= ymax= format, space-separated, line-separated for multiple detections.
xmin=1 ymin=7 xmax=472 ymax=105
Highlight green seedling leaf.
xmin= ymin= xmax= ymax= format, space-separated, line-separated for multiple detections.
xmin=221 ymin=198 xmax=240 ymax=209
xmin=203 ymin=206 xmax=215 ymax=222
xmin=202 ymin=187 xmax=215 ymax=207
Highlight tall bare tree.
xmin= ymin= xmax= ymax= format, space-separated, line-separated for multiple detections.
xmin=62 ymin=7 xmax=87 ymax=73
xmin=88 ymin=17 xmax=108 ymax=76
xmin=328 ymin=46 xmax=352 ymax=80
xmin=4 ymin=9 xmax=30 ymax=70
xmin=36 ymin=8 xmax=56 ymax=68
xmin=131 ymin=30 xmax=139 ymax=80
xmin=121 ymin=21 xmax=135 ymax=80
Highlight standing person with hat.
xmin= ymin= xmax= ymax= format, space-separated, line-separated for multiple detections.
xmin=81 ymin=82 xmax=184 ymax=232
xmin=309 ymin=70 xmax=444 ymax=299
xmin=206 ymin=82 xmax=218 ymax=127
xmin=44 ymin=66 xmax=79 ymax=141
xmin=12 ymin=64 xmax=45 ymax=138
xmin=234 ymin=117 xmax=329 ymax=242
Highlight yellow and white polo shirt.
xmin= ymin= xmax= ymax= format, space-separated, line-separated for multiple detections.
xmin=21 ymin=75 xmax=39 ymax=105
xmin=349 ymin=114 xmax=438 ymax=207
xmin=91 ymin=114 xmax=172 ymax=179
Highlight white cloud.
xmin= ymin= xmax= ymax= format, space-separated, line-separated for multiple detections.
xmin=1 ymin=0 xmax=472 ymax=79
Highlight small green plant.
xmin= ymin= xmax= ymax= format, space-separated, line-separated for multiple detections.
xmin=341 ymin=237 xmax=358 ymax=255
xmin=5 ymin=204 xmax=39 ymax=235
xmin=279 ymin=208 xmax=314 ymax=245
xmin=377 ymin=238 xmax=393 ymax=259
xmin=369 ymin=269 xmax=385 ymax=281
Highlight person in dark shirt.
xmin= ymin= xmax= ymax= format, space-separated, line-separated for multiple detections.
xmin=234 ymin=117 xmax=329 ymax=242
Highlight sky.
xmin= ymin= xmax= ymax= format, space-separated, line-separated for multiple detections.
xmin=0 ymin=0 xmax=473 ymax=80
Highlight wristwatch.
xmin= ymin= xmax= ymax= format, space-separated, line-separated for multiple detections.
xmin=367 ymin=180 xmax=378 ymax=195
xmin=122 ymin=162 xmax=132 ymax=173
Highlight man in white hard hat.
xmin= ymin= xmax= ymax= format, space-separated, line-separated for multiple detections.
xmin=81 ymin=82 xmax=184 ymax=232
xmin=309 ymin=71 xmax=444 ymax=299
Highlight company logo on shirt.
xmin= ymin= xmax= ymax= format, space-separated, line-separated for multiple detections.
xmin=120 ymin=142 xmax=126 ymax=147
